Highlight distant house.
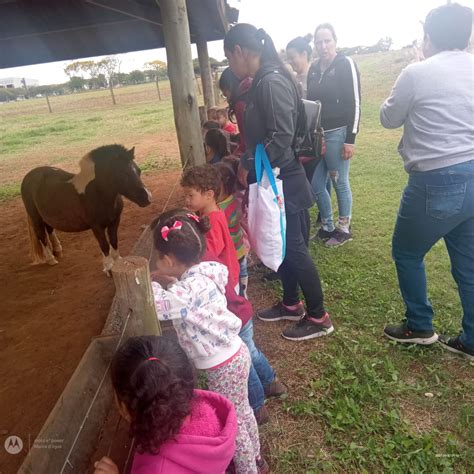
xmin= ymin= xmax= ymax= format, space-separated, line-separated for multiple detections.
xmin=0 ymin=77 xmax=39 ymax=89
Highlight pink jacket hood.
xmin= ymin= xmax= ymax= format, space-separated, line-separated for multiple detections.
xmin=131 ymin=389 xmax=237 ymax=474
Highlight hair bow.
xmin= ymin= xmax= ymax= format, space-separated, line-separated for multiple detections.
xmin=161 ymin=220 xmax=183 ymax=241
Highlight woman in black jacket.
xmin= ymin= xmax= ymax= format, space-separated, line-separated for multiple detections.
xmin=224 ymin=23 xmax=334 ymax=341
xmin=307 ymin=23 xmax=361 ymax=247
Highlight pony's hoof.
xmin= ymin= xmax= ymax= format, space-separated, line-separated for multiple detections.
xmin=53 ymin=249 xmax=63 ymax=258
xmin=46 ymin=257 xmax=58 ymax=266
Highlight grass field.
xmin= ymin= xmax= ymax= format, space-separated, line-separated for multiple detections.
xmin=1 ymin=51 xmax=472 ymax=472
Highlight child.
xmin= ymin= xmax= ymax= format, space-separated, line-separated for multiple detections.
xmin=93 ymin=335 xmax=238 ymax=474
xmin=204 ymin=128 xmax=231 ymax=164
xmin=216 ymin=107 xmax=238 ymax=135
xmin=201 ymin=119 xmax=220 ymax=139
xmin=215 ymin=161 xmax=249 ymax=298
xmin=219 ymin=68 xmax=253 ymax=156
xmin=181 ymin=165 xmax=287 ymax=425
xmin=207 ymin=106 xmax=219 ymax=122
xmin=149 ymin=210 xmax=265 ymax=474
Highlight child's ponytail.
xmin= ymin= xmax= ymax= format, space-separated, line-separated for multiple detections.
xmin=111 ymin=336 xmax=194 ymax=454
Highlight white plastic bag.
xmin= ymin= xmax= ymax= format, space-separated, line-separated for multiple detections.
xmin=248 ymin=144 xmax=286 ymax=272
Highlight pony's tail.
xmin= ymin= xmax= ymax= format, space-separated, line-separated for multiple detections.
xmin=26 ymin=213 xmax=45 ymax=264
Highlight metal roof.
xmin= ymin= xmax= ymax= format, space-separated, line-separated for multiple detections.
xmin=0 ymin=0 xmax=239 ymax=68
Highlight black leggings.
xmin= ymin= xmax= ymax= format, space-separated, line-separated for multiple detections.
xmin=279 ymin=209 xmax=326 ymax=317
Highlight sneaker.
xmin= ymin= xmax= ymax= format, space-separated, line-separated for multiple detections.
xmin=281 ymin=314 xmax=334 ymax=341
xmin=254 ymin=405 xmax=270 ymax=425
xmin=383 ymin=321 xmax=438 ymax=345
xmin=256 ymin=456 xmax=270 ymax=474
xmin=325 ymin=229 xmax=353 ymax=247
xmin=438 ymin=335 xmax=474 ymax=361
xmin=312 ymin=227 xmax=336 ymax=242
xmin=257 ymin=301 xmax=305 ymax=322
xmin=263 ymin=378 xmax=288 ymax=399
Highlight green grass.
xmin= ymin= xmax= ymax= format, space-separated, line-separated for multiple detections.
xmin=0 ymin=51 xmax=472 ymax=471
xmin=261 ymin=50 xmax=473 ymax=473
xmin=0 ymin=182 xmax=21 ymax=201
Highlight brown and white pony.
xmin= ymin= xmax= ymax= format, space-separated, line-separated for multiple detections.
xmin=21 ymin=144 xmax=151 ymax=273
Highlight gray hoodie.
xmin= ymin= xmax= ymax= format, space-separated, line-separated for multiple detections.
xmin=380 ymin=51 xmax=474 ymax=172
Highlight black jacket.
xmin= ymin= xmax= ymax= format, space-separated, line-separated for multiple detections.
xmin=242 ymin=64 xmax=314 ymax=215
xmin=307 ymin=54 xmax=361 ymax=144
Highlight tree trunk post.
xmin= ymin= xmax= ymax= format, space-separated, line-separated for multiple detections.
xmin=45 ymin=94 xmax=52 ymax=113
xmin=158 ymin=0 xmax=205 ymax=167
xmin=109 ymin=82 xmax=116 ymax=105
xmin=155 ymin=77 xmax=162 ymax=100
xmin=111 ymin=256 xmax=161 ymax=336
xmin=197 ymin=38 xmax=216 ymax=109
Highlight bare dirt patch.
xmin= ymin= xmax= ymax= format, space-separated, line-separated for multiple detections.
xmin=0 ymin=171 xmax=183 ymax=473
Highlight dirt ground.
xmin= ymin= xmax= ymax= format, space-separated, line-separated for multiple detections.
xmin=0 ymin=170 xmax=184 ymax=474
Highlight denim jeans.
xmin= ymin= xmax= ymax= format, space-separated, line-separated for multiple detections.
xmin=311 ymin=126 xmax=352 ymax=232
xmin=392 ymin=160 xmax=474 ymax=350
xmin=239 ymin=319 xmax=276 ymax=412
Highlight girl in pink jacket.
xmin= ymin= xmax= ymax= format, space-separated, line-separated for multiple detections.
xmin=93 ymin=335 xmax=238 ymax=474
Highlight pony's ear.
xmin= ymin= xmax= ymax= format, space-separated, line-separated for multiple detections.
xmin=128 ymin=147 xmax=136 ymax=159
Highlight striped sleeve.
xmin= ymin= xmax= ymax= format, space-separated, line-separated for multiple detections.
xmin=340 ymin=56 xmax=361 ymax=144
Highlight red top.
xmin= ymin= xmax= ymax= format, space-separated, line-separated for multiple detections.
xmin=222 ymin=122 xmax=238 ymax=135
xmin=203 ymin=210 xmax=252 ymax=326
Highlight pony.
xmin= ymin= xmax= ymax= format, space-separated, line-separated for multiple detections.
xmin=21 ymin=144 xmax=152 ymax=273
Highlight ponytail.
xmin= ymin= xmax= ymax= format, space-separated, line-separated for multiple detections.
xmin=224 ymin=23 xmax=297 ymax=87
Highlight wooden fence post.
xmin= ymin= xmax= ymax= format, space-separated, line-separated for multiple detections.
xmin=111 ymin=256 xmax=161 ymax=336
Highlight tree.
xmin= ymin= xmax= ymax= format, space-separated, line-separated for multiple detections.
xmin=68 ymin=76 xmax=86 ymax=92
xmin=96 ymin=56 xmax=120 ymax=105
xmin=128 ymin=69 xmax=146 ymax=84
xmin=144 ymin=60 xmax=168 ymax=100
xmin=0 ymin=88 xmax=14 ymax=102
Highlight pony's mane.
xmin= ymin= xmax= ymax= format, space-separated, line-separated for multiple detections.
xmin=88 ymin=144 xmax=130 ymax=163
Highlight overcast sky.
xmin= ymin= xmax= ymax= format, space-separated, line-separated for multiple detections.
xmin=0 ymin=0 xmax=470 ymax=85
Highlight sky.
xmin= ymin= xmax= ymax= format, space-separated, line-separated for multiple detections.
xmin=0 ymin=0 xmax=470 ymax=85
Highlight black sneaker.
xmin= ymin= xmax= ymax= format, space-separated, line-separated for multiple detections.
xmin=313 ymin=227 xmax=336 ymax=242
xmin=257 ymin=302 xmax=305 ymax=322
xmin=325 ymin=229 xmax=353 ymax=247
xmin=281 ymin=315 xmax=334 ymax=341
xmin=383 ymin=321 xmax=438 ymax=345
xmin=438 ymin=335 xmax=474 ymax=361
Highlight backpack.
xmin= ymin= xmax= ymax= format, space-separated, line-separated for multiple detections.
xmin=252 ymin=69 xmax=325 ymax=161
xmin=293 ymin=98 xmax=325 ymax=161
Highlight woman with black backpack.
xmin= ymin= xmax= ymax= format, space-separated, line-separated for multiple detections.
xmin=224 ymin=23 xmax=334 ymax=341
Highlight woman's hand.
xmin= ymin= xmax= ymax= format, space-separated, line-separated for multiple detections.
xmin=341 ymin=144 xmax=355 ymax=160
xmin=94 ymin=456 xmax=119 ymax=474
xmin=237 ymin=162 xmax=249 ymax=189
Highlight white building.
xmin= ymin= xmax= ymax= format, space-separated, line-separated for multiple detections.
xmin=0 ymin=77 xmax=39 ymax=89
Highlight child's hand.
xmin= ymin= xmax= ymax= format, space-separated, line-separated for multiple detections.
xmin=93 ymin=456 xmax=119 ymax=474
xmin=151 ymin=270 xmax=177 ymax=287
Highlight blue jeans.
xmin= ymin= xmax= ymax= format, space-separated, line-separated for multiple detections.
xmin=392 ymin=160 xmax=474 ymax=350
xmin=311 ymin=126 xmax=352 ymax=232
xmin=239 ymin=319 xmax=276 ymax=412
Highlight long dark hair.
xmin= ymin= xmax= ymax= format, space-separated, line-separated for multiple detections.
xmin=111 ymin=335 xmax=195 ymax=454
xmin=224 ymin=23 xmax=296 ymax=85
xmin=218 ymin=67 xmax=241 ymax=121
xmin=204 ymin=128 xmax=231 ymax=158
xmin=286 ymin=35 xmax=313 ymax=60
